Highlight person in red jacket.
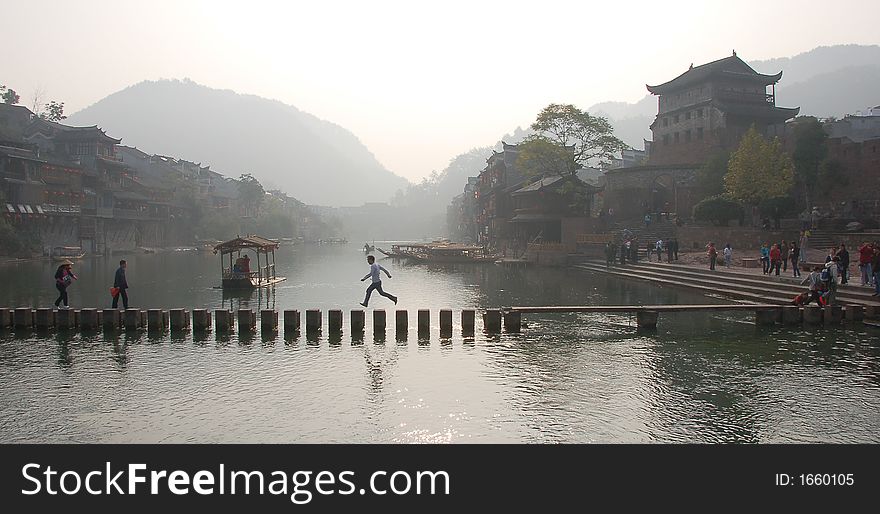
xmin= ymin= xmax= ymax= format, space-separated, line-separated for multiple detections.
xmin=706 ymin=242 xmax=718 ymax=271
xmin=769 ymin=243 xmax=782 ymax=276
xmin=858 ymin=242 xmax=874 ymax=286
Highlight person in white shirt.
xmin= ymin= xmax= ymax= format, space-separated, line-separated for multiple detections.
xmin=723 ymin=244 xmax=732 ymax=268
xmin=360 ymin=255 xmax=398 ymax=307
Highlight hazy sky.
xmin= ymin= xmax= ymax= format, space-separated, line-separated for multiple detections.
xmin=3 ymin=0 xmax=878 ymax=183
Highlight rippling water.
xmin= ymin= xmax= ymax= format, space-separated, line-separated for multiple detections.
xmin=1 ymin=244 xmax=878 ymax=443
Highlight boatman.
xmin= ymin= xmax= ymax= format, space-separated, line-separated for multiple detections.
xmin=360 ymin=255 xmax=397 ymax=307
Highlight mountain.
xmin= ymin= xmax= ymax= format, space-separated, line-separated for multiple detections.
xmin=66 ymin=79 xmax=409 ymax=206
xmin=588 ymin=44 xmax=880 ymax=149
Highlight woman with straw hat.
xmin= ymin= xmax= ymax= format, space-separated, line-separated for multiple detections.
xmin=53 ymin=260 xmax=78 ymax=308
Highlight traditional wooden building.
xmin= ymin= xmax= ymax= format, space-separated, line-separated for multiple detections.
xmin=475 ymin=142 xmax=524 ymax=248
xmin=603 ymin=52 xmax=800 ymax=221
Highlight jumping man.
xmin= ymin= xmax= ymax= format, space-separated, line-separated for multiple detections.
xmin=360 ymin=255 xmax=397 ymax=307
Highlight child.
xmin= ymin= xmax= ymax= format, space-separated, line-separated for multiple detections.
xmin=360 ymin=255 xmax=398 ymax=307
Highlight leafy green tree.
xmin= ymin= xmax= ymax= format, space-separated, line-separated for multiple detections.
xmin=1 ymin=85 xmax=20 ymax=105
xmin=791 ymin=116 xmax=828 ymax=208
xmin=41 ymin=100 xmax=66 ymax=122
xmin=692 ymin=195 xmax=744 ymax=226
xmin=724 ymin=126 xmax=794 ymax=207
xmin=518 ymin=103 xmax=625 ymax=178
xmin=237 ymin=173 xmax=265 ymax=218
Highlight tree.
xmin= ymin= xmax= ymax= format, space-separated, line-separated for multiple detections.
xmin=516 ymin=138 xmax=575 ymax=179
xmin=41 ymin=100 xmax=66 ymax=122
xmin=692 ymin=195 xmax=744 ymax=226
xmin=237 ymin=173 xmax=265 ymax=218
xmin=791 ymin=116 xmax=828 ymax=208
xmin=695 ymin=151 xmax=729 ymax=198
xmin=518 ymin=103 xmax=625 ymax=178
xmin=0 ymin=85 xmax=20 ymax=105
xmin=724 ymin=126 xmax=794 ymax=207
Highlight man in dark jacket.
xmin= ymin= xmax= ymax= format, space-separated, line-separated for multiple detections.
xmin=837 ymin=243 xmax=850 ymax=285
xmin=112 ymin=260 xmax=129 ymax=309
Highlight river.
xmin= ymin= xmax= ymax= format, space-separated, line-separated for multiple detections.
xmin=0 ymin=243 xmax=878 ymax=443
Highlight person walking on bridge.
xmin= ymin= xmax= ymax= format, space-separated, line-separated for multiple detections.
xmin=360 ymin=255 xmax=397 ymax=307
xmin=53 ymin=260 xmax=77 ymax=308
xmin=112 ymin=260 xmax=129 ymax=309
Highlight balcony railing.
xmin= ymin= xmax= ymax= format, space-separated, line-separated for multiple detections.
xmin=40 ymin=204 xmax=82 ymax=215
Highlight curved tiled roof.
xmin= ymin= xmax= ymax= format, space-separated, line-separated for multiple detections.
xmin=647 ymin=55 xmax=783 ymax=95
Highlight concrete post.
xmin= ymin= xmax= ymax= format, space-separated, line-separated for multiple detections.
xmin=238 ymin=309 xmax=256 ymax=332
xmin=636 ymin=310 xmax=659 ymax=329
xmin=56 ymin=308 xmax=76 ymax=330
xmin=260 ymin=309 xmax=278 ymax=334
xmin=283 ymin=310 xmax=300 ymax=335
xmin=503 ymin=311 xmax=522 ymax=333
xmin=782 ymin=306 xmax=802 ymax=325
xmin=215 ymin=310 xmax=233 ymax=332
xmin=328 ymin=309 xmax=343 ymax=333
xmin=417 ymin=309 xmax=430 ymax=338
xmin=844 ymin=305 xmax=864 ymax=323
xmin=483 ymin=310 xmax=502 ymax=333
xmin=351 ymin=310 xmax=365 ymax=334
xmin=148 ymin=309 xmax=168 ymax=332
xmin=13 ymin=308 xmax=33 ymax=329
xmin=824 ymin=305 xmax=842 ymax=326
xmin=461 ymin=310 xmax=475 ymax=336
xmin=803 ymin=305 xmax=822 ymax=325
xmin=193 ymin=309 xmax=211 ymax=332
xmin=440 ymin=309 xmax=453 ymax=338
xmin=80 ymin=308 xmax=99 ymax=330
xmin=373 ymin=310 xmax=386 ymax=334
xmin=306 ymin=309 xmax=321 ymax=333
xmin=0 ymin=308 xmax=11 ymax=328
xmin=35 ymin=308 xmax=54 ymax=329
xmin=103 ymin=309 xmax=121 ymax=331
xmin=170 ymin=309 xmax=189 ymax=332
xmin=123 ymin=309 xmax=140 ymax=330
xmin=755 ymin=309 xmax=778 ymax=326
xmin=396 ymin=310 xmax=408 ymax=335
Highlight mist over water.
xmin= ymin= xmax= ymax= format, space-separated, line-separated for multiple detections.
xmin=0 ymin=244 xmax=878 ymax=443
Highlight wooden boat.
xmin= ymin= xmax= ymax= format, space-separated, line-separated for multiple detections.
xmin=384 ymin=241 xmax=492 ymax=263
xmin=213 ymin=234 xmax=288 ymax=289
xmin=51 ymin=246 xmax=85 ymax=261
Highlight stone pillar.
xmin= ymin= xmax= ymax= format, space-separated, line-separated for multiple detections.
xmin=80 ymin=308 xmax=100 ymax=330
xmin=824 ymin=305 xmax=842 ymax=326
xmin=461 ymin=310 xmax=475 ymax=336
xmin=56 ymin=308 xmax=76 ymax=330
xmin=483 ymin=310 xmax=502 ymax=333
xmin=148 ymin=309 xmax=168 ymax=332
xmin=13 ymin=308 xmax=33 ymax=329
xmin=439 ymin=309 xmax=453 ymax=338
xmin=306 ymin=310 xmax=321 ymax=333
xmin=803 ymin=305 xmax=822 ymax=325
xmin=844 ymin=305 xmax=864 ymax=323
xmin=215 ymin=310 xmax=234 ymax=332
xmin=103 ymin=309 xmax=121 ymax=331
xmin=328 ymin=309 xmax=343 ymax=333
xmin=782 ymin=306 xmax=802 ymax=325
xmin=261 ymin=309 xmax=278 ymax=334
xmin=755 ymin=309 xmax=778 ymax=326
xmin=636 ymin=310 xmax=659 ymax=329
xmin=193 ymin=309 xmax=211 ymax=332
xmin=373 ymin=310 xmax=386 ymax=334
xmin=396 ymin=310 xmax=408 ymax=334
xmin=0 ymin=308 xmax=11 ymax=328
xmin=170 ymin=309 xmax=189 ymax=332
xmin=503 ymin=311 xmax=522 ymax=333
xmin=417 ymin=309 xmax=430 ymax=338
xmin=864 ymin=305 xmax=879 ymax=319
xmin=351 ymin=310 xmax=365 ymax=335
xmin=35 ymin=308 xmax=54 ymax=329
xmin=282 ymin=310 xmax=299 ymax=336
xmin=238 ymin=309 xmax=256 ymax=332
xmin=123 ymin=309 xmax=140 ymax=330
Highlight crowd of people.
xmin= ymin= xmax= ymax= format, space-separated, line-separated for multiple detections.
xmin=604 ymin=237 xmax=680 ymax=266
xmin=792 ymin=241 xmax=880 ymax=306
xmin=757 ymin=240 xmax=802 ymax=277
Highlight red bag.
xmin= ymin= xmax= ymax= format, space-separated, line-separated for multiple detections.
xmin=110 ymin=287 xmax=120 ymax=297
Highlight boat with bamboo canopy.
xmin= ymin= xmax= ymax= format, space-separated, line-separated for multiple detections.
xmin=213 ymin=235 xmax=287 ymax=289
